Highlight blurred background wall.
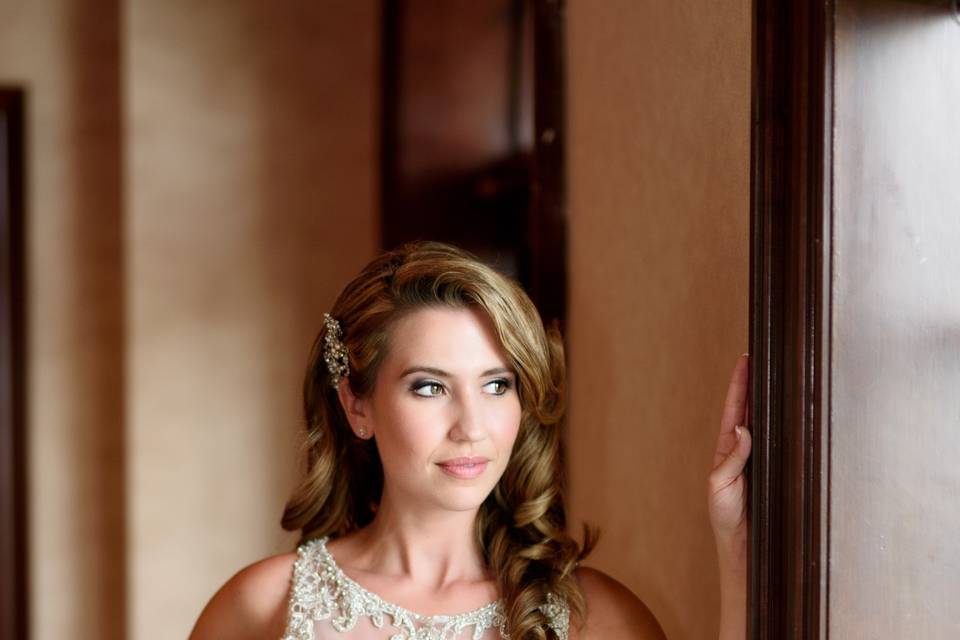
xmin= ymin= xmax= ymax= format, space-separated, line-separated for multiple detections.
xmin=0 ymin=1 xmax=126 ymax=637
xmin=125 ymin=2 xmax=379 ymax=638
xmin=0 ymin=0 xmax=379 ymax=637
xmin=564 ymin=2 xmax=750 ymax=639
xmin=0 ymin=1 xmax=747 ymax=638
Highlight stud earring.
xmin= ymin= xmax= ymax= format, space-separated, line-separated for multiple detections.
xmin=358 ymin=427 xmax=366 ymax=438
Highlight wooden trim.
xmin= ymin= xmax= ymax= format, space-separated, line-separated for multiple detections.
xmin=0 ymin=88 xmax=28 ymax=640
xmin=529 ymin=0 xmax=567 ymax=327
xmin=379 ymin=0 xmax=402 ymax=241
xmin=748 ymin=2 xmax=834 ymax=638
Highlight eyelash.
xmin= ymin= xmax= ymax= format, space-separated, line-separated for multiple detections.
xmin=410 ymin=378 xmax=513 ymax=398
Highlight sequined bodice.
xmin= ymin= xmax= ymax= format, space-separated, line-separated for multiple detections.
xmin=280 ymin=537 xmax=569 ymax=640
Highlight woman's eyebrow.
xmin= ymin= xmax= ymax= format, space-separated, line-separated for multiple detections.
xmin=399 ymin=366 xmax=514 ymax=378
xmin=481 ymin=367 xmax=514 ymax=377
xmin=400 ymin=366 xmax=449 ymax=378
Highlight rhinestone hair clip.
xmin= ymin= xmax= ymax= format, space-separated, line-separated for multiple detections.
xmin=322 ymin=313 xmax=350 ymax=388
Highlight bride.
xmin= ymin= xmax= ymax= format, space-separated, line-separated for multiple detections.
xmin=190 ymin=242 xmax=751 ymax=639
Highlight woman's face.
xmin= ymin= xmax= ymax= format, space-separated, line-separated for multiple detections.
xmin=359 ymin=306 xmax=522 ymax=514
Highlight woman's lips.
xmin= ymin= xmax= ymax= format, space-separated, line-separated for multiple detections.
xmin=436 ymin=457 xmax=489 ymax=479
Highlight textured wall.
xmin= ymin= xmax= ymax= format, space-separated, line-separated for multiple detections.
xmin=0 ymin=1 xmax=125 ymax=637
xmin=565 ymin=2 xmax=751 ymax=639
xmin=125 ymin=1 xmax=379 ymax=637
xmin=0 ymin=0 xmax=379 ymax=637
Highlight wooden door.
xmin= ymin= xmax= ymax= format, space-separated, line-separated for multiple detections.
xmin=750 ymin=1 xmax=960 ymax=637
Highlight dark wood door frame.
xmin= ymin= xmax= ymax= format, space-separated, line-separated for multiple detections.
xmin=0 ymin=88 xmax=28 ymax=640
xmin=528 ymin=0 xmax=567 ymax=329
xmin=379 ymin=0 xmax=568 ymax=328
xmin=749 ymin=1 xmax=834 ymax=638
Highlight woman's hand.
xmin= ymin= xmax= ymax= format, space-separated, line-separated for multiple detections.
xmin=708 ymin=354 xmax=751 ymax=640
xmin=708 ymin=353 xmax=752 ymax=549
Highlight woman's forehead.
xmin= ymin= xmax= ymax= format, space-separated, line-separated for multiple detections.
xmin=383 ymin=306 xmax=510 ymax=371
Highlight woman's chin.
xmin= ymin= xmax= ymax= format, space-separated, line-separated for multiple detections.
xmin=428 ymin=484 xmax=497 ymax=513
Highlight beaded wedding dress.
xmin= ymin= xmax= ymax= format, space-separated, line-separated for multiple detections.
xmin=281 ymin=537 xmax=570 ymax=640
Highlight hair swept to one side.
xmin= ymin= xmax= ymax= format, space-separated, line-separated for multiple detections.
xmin=281 ymin=241 xmax=597 ymax=639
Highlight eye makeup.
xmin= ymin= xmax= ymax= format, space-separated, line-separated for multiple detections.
xmin=408 ymin=377 xmax=514 ymax=398
xmin=410 ymin=379 xmax=445 ymax=397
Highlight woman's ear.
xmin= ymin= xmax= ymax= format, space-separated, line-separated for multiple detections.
xmin=336 ymin=380 xmax=373 ymax=439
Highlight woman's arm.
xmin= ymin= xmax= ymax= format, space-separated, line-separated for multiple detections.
xmin=708 ymin=354 xmax=752 ymax=640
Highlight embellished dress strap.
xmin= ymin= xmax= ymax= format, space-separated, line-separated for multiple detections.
xmin=282 ymin=540 xmax=324 ymax=640
xmin=540 ymin=592 xmax=570 ymax=640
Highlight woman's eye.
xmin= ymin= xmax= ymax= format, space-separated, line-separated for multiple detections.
xmin=484 ymin=379 xmax=511 ymax=395
xmin=412 ymin=382 xmax=444 ymax=397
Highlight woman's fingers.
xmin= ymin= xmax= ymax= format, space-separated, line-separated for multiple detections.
xmin=713 ymin=354 xmax=750 ymax=469
xmin=720 ymin=354 xmax=750 ymax=432
xmin=708 ymin=422 xmax=753 ymax=537
xmin=709 ymin=353 xmax=753 ymax=541
xmin=709 ymin=423 xmax=752 ymax=496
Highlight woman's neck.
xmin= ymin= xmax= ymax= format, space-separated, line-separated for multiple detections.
xmin=340 ymin=491 xmax=490 ymax=591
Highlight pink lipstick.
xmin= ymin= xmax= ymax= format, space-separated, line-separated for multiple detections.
xmin=436 ymin=457 xmax=489 ymax=479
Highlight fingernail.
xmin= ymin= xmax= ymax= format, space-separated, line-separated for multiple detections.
xmin=735 ymin=425 xmax=743 ymax=440
xmin=741 ymin=352 xmax=750 ymax=357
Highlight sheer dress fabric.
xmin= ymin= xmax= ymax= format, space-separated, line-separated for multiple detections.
xmin=281 ymin=537 xmax=570 ymax=640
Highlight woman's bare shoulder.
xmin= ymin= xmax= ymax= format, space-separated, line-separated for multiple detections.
xmin=189 ymin=551 xmax=297 ymax=640
xmin=571 ymin=566 xmax=667 ymax=640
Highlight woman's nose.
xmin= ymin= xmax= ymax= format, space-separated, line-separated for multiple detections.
xmin=449 ymin=394 xmax=486 ymax=442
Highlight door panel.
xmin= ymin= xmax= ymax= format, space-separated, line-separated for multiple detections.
xmin=830 ymin=2 xmax=960 ymax=637
xmin=750 ymin=1 xmax=960 ymax=637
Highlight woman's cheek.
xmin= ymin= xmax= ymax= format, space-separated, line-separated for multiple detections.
xmin=391 ymin=406 xmax=442 ymax=457
xmin=505 ymin=400 xmax=522 ymax=436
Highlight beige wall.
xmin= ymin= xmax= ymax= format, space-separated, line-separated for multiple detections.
xmin=1 ymin=0 xmax=378 ymax=637
xmin=0 ymin=1 xmax=125 ymax=638
xmin=565 ymin=2 xmax=751 ymax=639
xmin=126 ymin=2 xmax=379 ymax=637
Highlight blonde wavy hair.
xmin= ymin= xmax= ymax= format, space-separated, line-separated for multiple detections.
xmin=282 ymin=241 xmax=596 ymax=639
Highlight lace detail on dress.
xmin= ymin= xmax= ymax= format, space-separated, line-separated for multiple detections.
xmin=280 ymin=537 xmax=569 ymax=640
xmin=539 ymin=593 xmax=569 ymax=640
